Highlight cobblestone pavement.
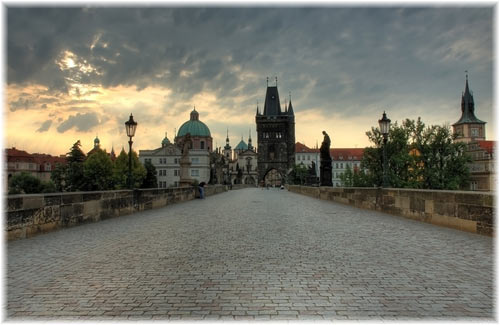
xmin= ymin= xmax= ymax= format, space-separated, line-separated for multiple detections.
xmin=7 ymin=188 xmax=494 ymax=320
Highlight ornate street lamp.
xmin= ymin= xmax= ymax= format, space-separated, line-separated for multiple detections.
xmin=125 ymin=113 xmax=137 ymax=189
xmin=378 ymin=111 xmax=391 ymax=188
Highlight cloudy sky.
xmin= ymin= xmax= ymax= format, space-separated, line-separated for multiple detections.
xmin=6 ymin=6 xmax=494 ymax=156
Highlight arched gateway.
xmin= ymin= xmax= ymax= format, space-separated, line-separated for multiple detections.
xmin=264 ymin=168 xmax=282 ymax=187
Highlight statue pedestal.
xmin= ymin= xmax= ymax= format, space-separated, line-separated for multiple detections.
xmin=320 ymin=159 xmax=333 ymax=187
xmin=179 ymin=156 xmax=192 ymax=187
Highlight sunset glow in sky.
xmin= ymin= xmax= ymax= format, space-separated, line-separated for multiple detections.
xmin=6 ymin=7 xmax=494 ymax=156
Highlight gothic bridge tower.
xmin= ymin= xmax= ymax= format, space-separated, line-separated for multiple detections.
xmin=255 ymin=78 xmax=295 ymax=185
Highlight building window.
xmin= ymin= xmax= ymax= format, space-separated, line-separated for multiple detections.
xmin=340 ymin=163 xmax=343 ymax=168
xmin=336 ymin=163 xmax=339 ymax=168
xmin=192 ymin=157 xmax=199 ymax=164
xmin=174 ymin=170 xmax=179 ymax=176
xmin=471 ymin=128 xmax=479 ymax=137
xmin=200 ymin=141 xmax=205 ymax=149
xmin=307 ymin=156 xmax=310 ymax=160
xmin=191 ymin=169 xmax=199 ymax=177
xmin=174 ymin=158 xmax=179 ymax=164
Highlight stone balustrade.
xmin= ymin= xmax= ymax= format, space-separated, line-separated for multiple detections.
xmin=288 ymin=185 xmax=494 ymax=236
xmin=6 ymin=185 xmax=227 ymax=241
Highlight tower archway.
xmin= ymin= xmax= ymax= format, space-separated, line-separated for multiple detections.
xmin=264 ymin=168 xmax=282 ymax=187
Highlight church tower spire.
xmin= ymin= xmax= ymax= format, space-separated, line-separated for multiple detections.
xmin=248 ymin=128 xmax=253 ymax=150
xmin=223 ymin=128 xmax=232 ymax=160
xmin=452 ymin=72 xmax=486 ymax=143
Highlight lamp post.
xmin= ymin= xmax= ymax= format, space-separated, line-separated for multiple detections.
xmin=378 ymin=111 xmax=391 ymax=188
xmin=125 ymin=113 xmax=137 ymax=189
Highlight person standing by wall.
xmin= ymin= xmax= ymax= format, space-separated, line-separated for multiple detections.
xmin=198 ymin=181 xmax=206 ymax=199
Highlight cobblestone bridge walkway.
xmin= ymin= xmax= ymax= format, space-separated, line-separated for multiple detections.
xmin=7 ymin=188 xmax=494 ymax=320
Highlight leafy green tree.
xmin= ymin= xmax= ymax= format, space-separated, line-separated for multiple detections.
xmin=361 ymin=118 xmax=471 ymax=190
xmin=41 ymin=180 xmax=57 ymax=193
xmin=339 ymin=165 xmax=353 ymax=187
xmin=9 ymin=172 xmax=43 ymax=194
xmin=291 ymin=163 xmax=309 ymax=185
xmin=50 ymin=163 xmax=67 ymax=192
xmin=83 ymin=149 xmax=114 ymax=190
xmin=141 ymin=161 xmax=158 ymax=188
xmin=113 ymin=149 xmax=146 ymax=189
xmin=8 ymin=172 xmax=55 ymax=194
xmin=65 ymin=140 xmax=86 ymax=191
xmin=412 ymin=122 xmax=471 ymax=190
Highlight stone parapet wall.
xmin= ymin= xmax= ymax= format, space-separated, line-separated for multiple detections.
xmin=6 ymin=185 xmax=227 ymax=241
xmin=288 ymin=186 xmax=494 ymax=236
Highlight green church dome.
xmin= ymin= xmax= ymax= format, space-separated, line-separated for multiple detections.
xmin=177 ymin=108 xmax=211 ymax=137
xmin=235 ymin=139 xmax=248 ymax=150
xmin=161 ymin=135 xmax=171 ymax=147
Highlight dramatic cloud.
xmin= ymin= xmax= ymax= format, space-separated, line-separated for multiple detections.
xmin=57 ymin=112 xmax=100 ymax=133
xmin=6 ymin=7 xmax=494 ymax=155
xmin=36 ymin=120 xmax=52 ymax=132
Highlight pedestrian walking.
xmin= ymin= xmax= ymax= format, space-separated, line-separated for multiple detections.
xmin=198 ymin=182 xmax=206 ymax=199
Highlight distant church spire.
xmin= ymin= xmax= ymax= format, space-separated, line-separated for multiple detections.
xmin=248 ymin=128 xmax=253 ymax=150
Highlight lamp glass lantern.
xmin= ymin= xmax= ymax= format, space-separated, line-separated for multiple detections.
xmin=378 ymin=111 xmax=391 ymax=136
xmin=125 ymin=114 xmax=137 ymax=138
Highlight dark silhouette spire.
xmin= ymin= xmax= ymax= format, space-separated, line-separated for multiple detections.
xmin=288 ymin=91 xmax=294 ymax=116
xmin=453 ymin=73 xmax=485 ymax=126
xmin=263 ymin=84 xmax=281 ymax=116
xmin=248 ymin=128 xmax=253 ymax=150
xmin=224 ymin=128 xmax=231 ymax=150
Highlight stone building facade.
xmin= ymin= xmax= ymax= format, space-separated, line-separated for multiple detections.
xmin=294 ymin=142 xmax=364 ymax=187
xmin=6 ymin=148 xmax=66 ymax=184
xmin=138 ymin=109 xmax=212 ymax=188
xmin=255 ymin=80 xmax=295 ymax=186
xmin=222 ymin=131 xmax=258 ymax=185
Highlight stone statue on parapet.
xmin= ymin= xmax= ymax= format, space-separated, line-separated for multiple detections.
xmin=181 ymin=133 xmax=192 ymax=157
xmin=309 ymin=161 xmax=317 ymax=176
xmin=320 ymin=131 xmax=333 ymax=187
xmin=320 ymin=131 xmax=331 ymax=161
xmin=178 ymin=133 xmax=193 ymax=187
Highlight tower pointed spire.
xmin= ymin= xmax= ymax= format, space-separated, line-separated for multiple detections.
xmin=248 ymin=128 xmax=253 ymax=150
xmin=287 ymin=91 xmax=294 ymax=116
xmin=224 ymin=128 xmax=231 ymax=151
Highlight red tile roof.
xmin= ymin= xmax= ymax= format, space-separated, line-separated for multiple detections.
xmin=330 ymin=148 xmax=364 ymax=161
xmin=295 ymin=143 xmax=364 ymax=160
xmin=6 ymin=148 xmax=66 ymax=170
xmin=478 ymin=140 xmax=495 ymax=155
xmin=6 ymin=148 xmax=35 ymax=163
xmin=295 ymin=142 xmax=319 ymax=153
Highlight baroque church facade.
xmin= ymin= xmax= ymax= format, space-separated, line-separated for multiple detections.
xmin=138 ymin=108 xmax=212 ymax=188
xmin=222 ymin=131 xmax=258 ymax=185
xmin=255 ymin=79 xmax=296 ymax=186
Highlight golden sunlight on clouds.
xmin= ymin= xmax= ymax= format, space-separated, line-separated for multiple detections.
xmin=295 ymin=109 xmax=372 ymax=149
xmin=8 ymin=79 xmax=473 ymax=158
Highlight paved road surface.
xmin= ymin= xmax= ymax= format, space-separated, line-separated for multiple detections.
xmin=7 ymin=188 xmax=494 ymax=320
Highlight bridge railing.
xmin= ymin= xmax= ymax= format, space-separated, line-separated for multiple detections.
xmin=288 ymin=185 xmax=494 ymax=236
xmin=6 ymin=185 xmax=228 ymax=241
